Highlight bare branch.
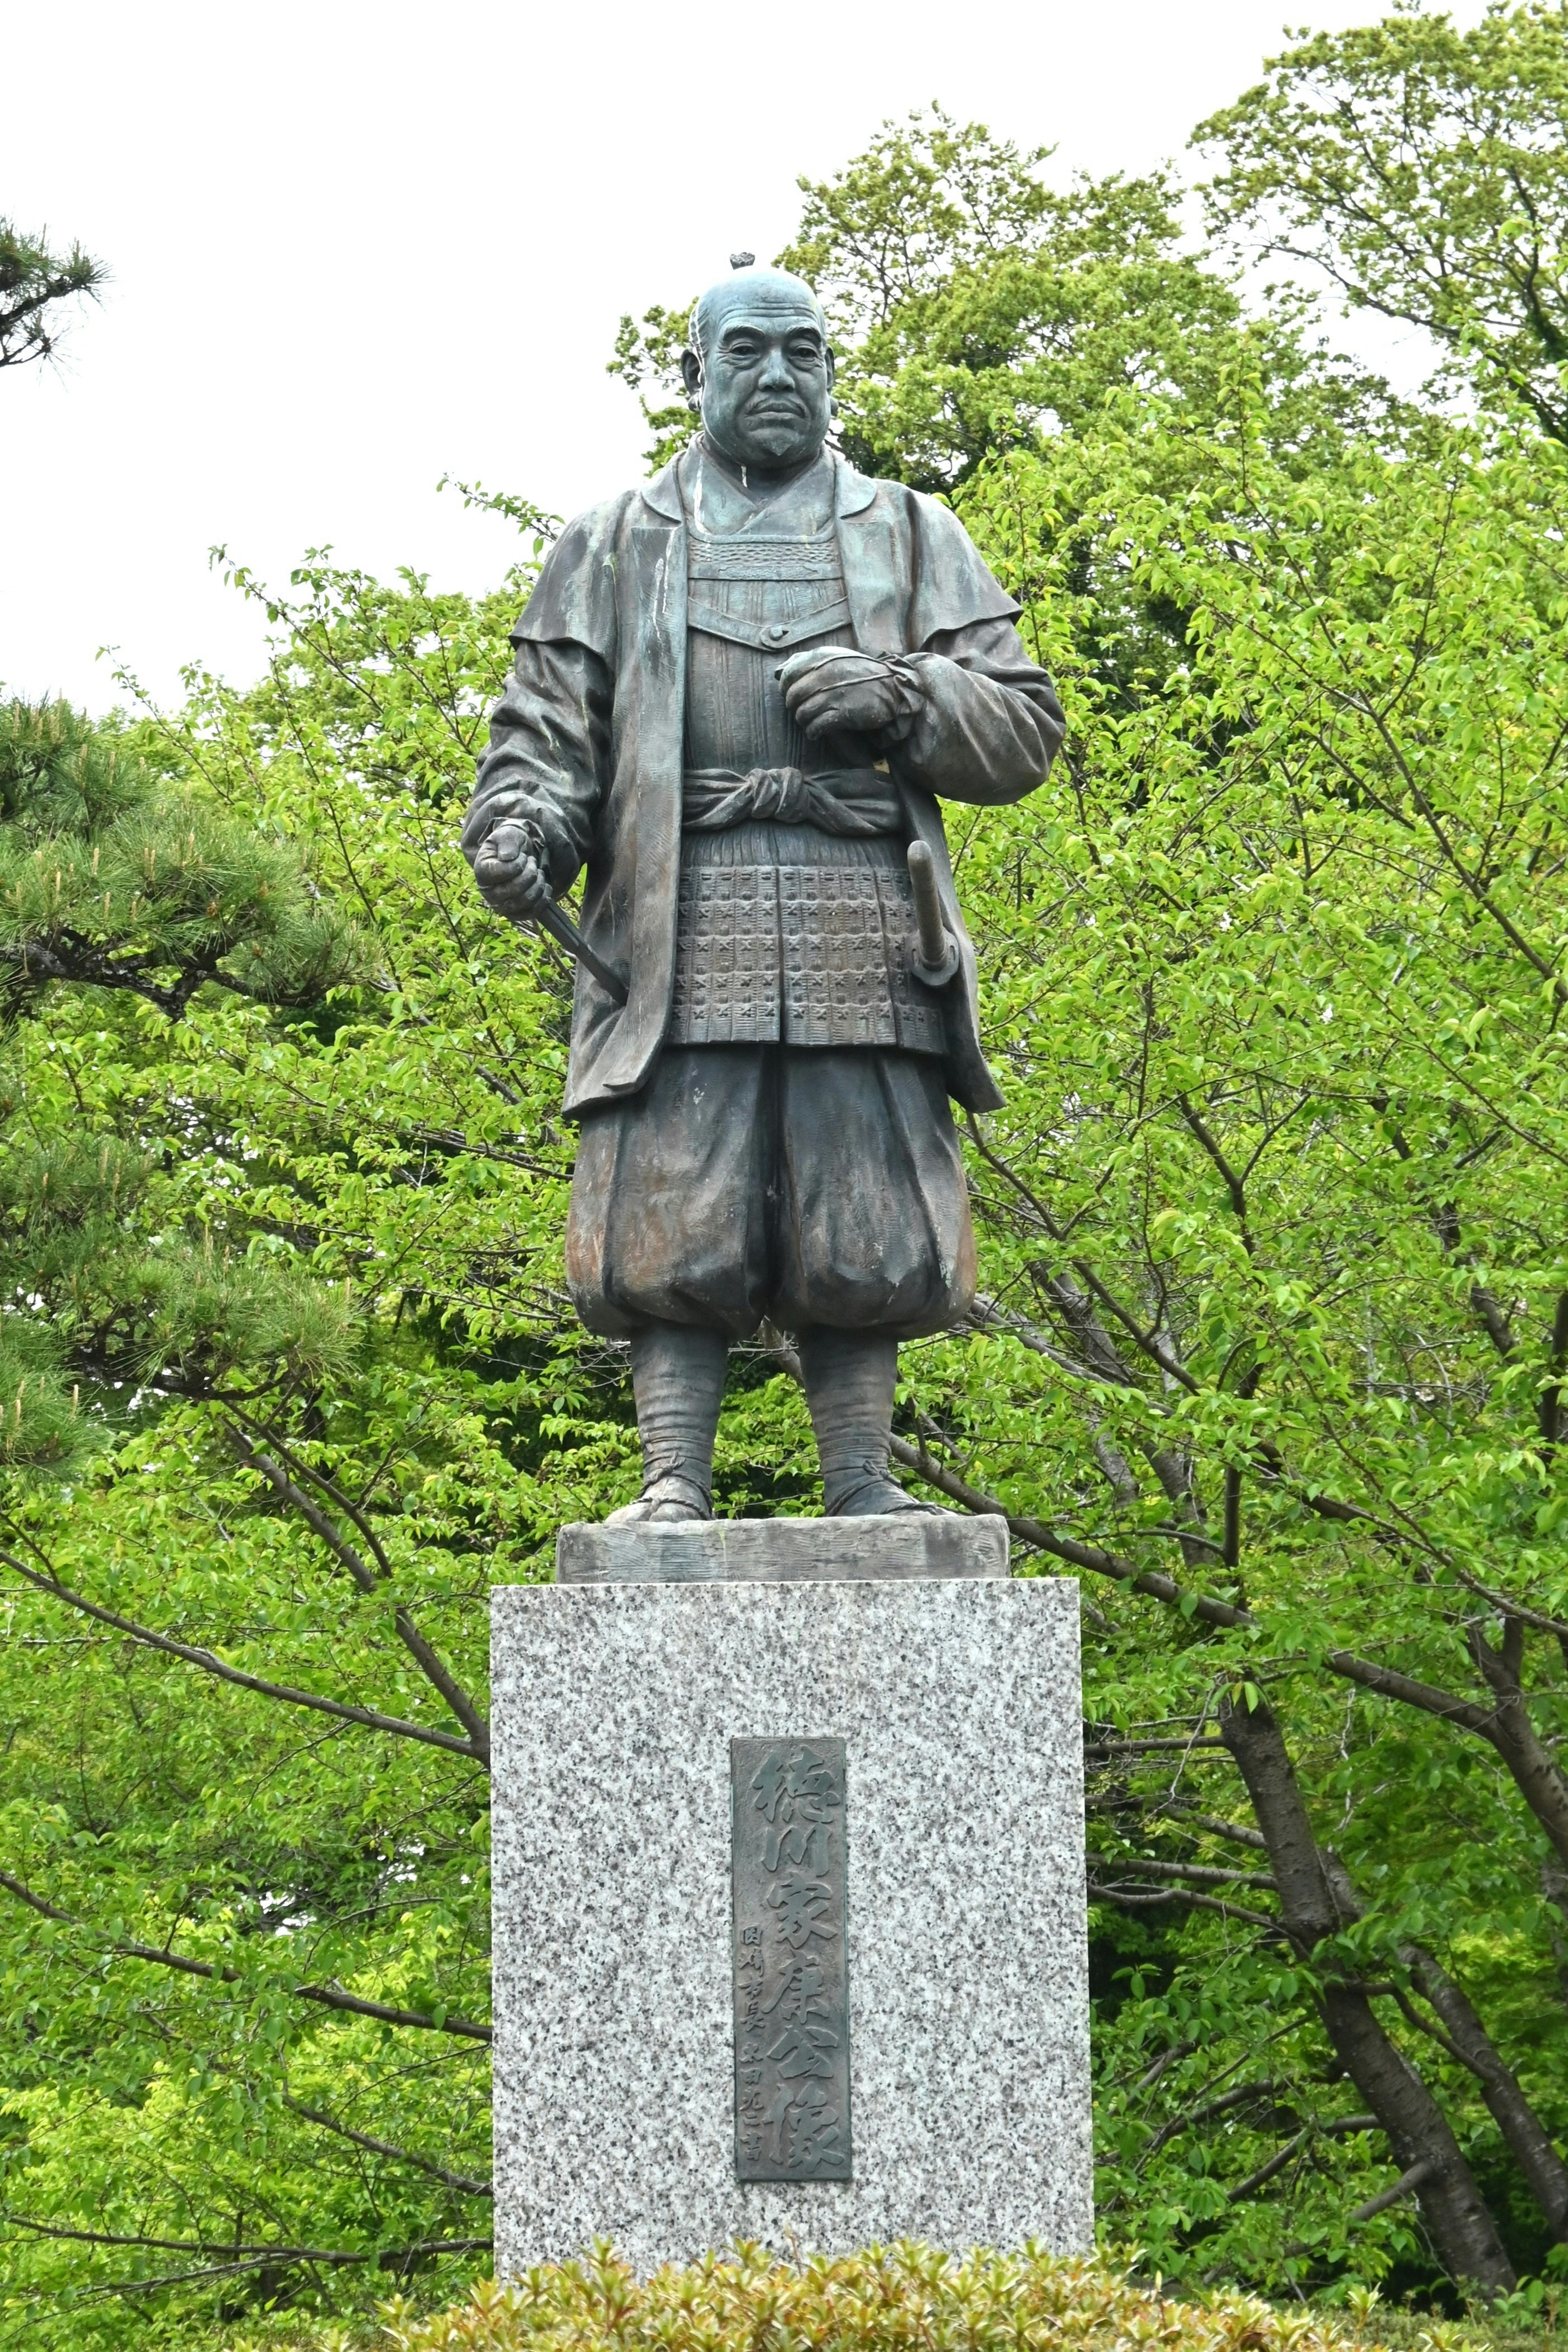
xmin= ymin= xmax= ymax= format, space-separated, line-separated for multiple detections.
xmin=0 ymin=2213 xmax=485 ymax=2261
xmin=1402 ymin=1947 xmax=1568 ymax=2238
xmin=9 ymin=2220 xmax=496 ymax=2300
xmin=1542 ymin=1289 xmax=1568 ymax=1451
xmin=226 ymin=1413 xmax=394 ymax=1580
xmin=282 ymin=2097 xmax=492 ymax=2196
xmin=962 ymin=1290 xmax=1111 ymax=1387
xmin=1143 ymin=2077 xmax=1285 ymax=2159
xmin=1350 ymin=2160 xmax=1436 ymax=2225
xmin=235 ymin=1436 xmax=378 ymax=1592
xmin=1088 ymin=1736 xmax=1231 ymax=1756
xmin=1066 ymin=1255 xmax=1203 ymax=1393
xmin=0 ymin=1549 xmax=481 ymax=1761
xmin=1165 ymin=1806 xmax=1270 ymax=1852
xmin=1319 ymin=1646 xmax=1500 ymax=1739
xmin=1135 ymin=2035 xmax=1200 ymax=2089
xmin=0 ymin=1867 xmax=72 ymax=1923
xmin=292 ymin=1983 xmax=492 ymax=2040
xmin=0 ymin=1863 xmax=492 ymax=2040
xmin=1451 ymin=1571 xmax=1568 ymax=1645
xmin=1470 ymin=1285 xmax=1517 ymax=1362
xmin=1178 ymin=1094 xmax=1257 ymax=1255
xmin=1089 ymin=1883 xmax=1284 ymax=1933
xmin=1220 ymin=1690 xmax=1515 ymax=2290
xmin=1227 ymin=2129 xmax=1308 ymax=2203
xmin=232 ymin=1433 xmax=491 ymax=1764
xmin=1088 ymin=1852 xmax=1277 ymax=1891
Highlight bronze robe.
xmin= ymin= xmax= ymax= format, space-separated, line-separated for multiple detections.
xmin=469 ymin=447 xmax=1064 ymax=1119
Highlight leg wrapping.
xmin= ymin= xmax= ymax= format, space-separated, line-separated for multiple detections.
xmin=611 ymin=1321 xmax=728 ymax=1522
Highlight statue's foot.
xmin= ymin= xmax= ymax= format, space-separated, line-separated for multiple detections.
xmin=606 ymin=1473 xmax=712 ymax=1526
xmin=824 ymin=1471 xmax=956 ymax=1518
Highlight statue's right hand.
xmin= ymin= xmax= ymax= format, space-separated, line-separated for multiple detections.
xmin=473 ymin=817 xmax=550 ymax=919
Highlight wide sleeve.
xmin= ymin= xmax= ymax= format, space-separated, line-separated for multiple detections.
xmin=463 ymin=638 xmax=612 ymax=898
xmin=889 ymin=614 xmax=1065 ymax=807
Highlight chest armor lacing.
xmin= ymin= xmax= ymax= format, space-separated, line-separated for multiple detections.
xmin=669 ymin=530 xmax=946 ymax=1057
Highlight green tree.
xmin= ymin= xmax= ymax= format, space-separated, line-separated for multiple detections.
xmin=0 ymin=695 xmax=365 ymax=1476
xmin=939 ymin=399 xmax=1568 ymax=2296
xmin=779 ymin=114 xmax=1308 ymax=493
xmin=0 ymin=568 xmax=593 ymax=2342
xmin=8 ymin=415 xmax=1565 ymax=2338
xmin=1196 ymin=2 xmax=1568 ymax=442
xmin=607 ymin=86 xmax=1568 ymax=2292
xmin=0 ymin=222 xmax=104 ymax=370
xmin=612 ymin=111 xmax=1400 ymax=497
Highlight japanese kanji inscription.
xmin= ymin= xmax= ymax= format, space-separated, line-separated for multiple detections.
xmin=730 ymin=1736 xmax=851 ymax=2182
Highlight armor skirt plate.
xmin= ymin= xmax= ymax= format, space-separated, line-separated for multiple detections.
xmin=668 ymin=829 xmax=949 ymax=1056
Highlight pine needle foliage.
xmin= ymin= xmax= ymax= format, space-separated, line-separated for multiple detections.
xmin=0 ymin=220 xmax=105 ymax=369
xmin=0 ymin=698 xmax=365 ymax=1024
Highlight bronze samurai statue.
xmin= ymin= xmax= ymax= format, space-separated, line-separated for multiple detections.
xmin=463 ymin=261 xmax=1063 ymax=1522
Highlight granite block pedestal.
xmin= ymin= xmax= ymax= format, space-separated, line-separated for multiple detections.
xmin=491 ymin=1514 xmax=1091 ymax=2274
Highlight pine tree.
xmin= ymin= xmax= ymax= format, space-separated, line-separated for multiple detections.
xmin=0 ymin=697 xmax=366 ymax=1474
xmin=0 ymin=221 xmax=105 ymax=370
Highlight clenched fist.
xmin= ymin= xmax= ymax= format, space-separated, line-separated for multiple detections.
xmin=777 ymin=647 xmax=917 ymax=740
xmin=470 ymin=814 xmax=550 ymax=921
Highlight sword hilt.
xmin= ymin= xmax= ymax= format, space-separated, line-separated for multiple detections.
xmin=490 ymin=819 xmax=628 ymax=1006
xmin=906 ymin=840 xmax=960 ymax=986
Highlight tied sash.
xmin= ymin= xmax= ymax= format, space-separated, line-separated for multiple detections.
xmin=682 ymin=764 xmax=901 ymax=838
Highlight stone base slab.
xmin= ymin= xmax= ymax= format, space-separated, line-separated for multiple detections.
xmin=555 ymin=1510 xmax=1009 ymax=1585
xmin=491 ymin=1571 xmax=1091 ymax=2273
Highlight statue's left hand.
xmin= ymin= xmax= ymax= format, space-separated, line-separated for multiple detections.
xmin=778 ymin=647 xmax=911 ymax=738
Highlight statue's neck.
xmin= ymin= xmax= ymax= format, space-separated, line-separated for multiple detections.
xmin=688 ymin=437 xmax=833 ymax=536
xmin=697 ymin=434 xmax=827 ymax=497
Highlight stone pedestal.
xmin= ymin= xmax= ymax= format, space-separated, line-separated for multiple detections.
xmin=490 ymin=1515 xmax=1091 ymax=2275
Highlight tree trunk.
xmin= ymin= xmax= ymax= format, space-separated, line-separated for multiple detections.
xmin=1466 ymin=1617 xmax=1568 ymax=1876
xmin=1314 ymin=1852 xmax=1568 ymax=2245
xmin=1219 ymin=1690 xmax=1517 ymax=2295
xmin=1405 ymin=1947 xmax=1568 ymax=2243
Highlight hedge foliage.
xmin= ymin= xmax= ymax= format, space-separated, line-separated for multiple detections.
xmin=251 ymin=2248 xmax=1496 ymax=2352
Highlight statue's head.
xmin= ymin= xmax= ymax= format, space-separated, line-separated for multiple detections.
xmin=682 ymin=262 xmax=835 ymax=473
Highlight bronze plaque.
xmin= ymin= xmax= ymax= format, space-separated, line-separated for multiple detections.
xmin=731 ymin=1736 xmax=851 ymax=2182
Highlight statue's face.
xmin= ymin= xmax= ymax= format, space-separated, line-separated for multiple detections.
xmin=682 ymin=289 xmax=835 ymax=472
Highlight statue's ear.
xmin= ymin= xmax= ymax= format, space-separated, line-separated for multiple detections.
xmin=680 ymin=348 xmax=703 ymax=402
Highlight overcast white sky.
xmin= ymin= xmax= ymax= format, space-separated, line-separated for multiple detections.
xmin=4 ymin=0 xmax=1480 ymax=716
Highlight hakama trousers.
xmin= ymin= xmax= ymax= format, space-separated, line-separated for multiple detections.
xmin=566 ymin=1044 xmax=977 ymax=1342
